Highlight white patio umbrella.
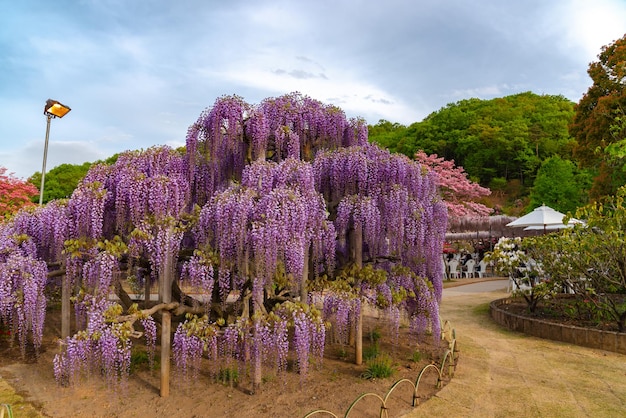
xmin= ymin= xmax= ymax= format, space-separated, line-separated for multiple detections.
xmin=523 ymin=222 xmax=582 ymax=231
xmin=506 ymin=204 xmax=582 ymax=233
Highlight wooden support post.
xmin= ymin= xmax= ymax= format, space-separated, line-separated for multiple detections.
xmin=160 ymin=250 xmax=173 ymax=397
xmin=144 ymin=271 xmax=151 ymax=308
xmin=253 ymin=332 xmax=262 ymax=393
xmin=248 ymin=258 xmax=262 ymax=392
xmin=160 ymin=309 xmax=171 ymax=397
xmin=355 ymin=224 xmax=363 ymax=366
xmin=300 ymin=245 xmax=309 ymax=303
xmin=61 ymin=274 xmax=70 ymax=339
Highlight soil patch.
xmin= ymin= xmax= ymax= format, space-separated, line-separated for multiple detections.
xmin=0 ymin=305 xmax=450 ymax=418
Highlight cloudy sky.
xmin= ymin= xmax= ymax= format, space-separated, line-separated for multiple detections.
xmin=1 ymin=0 xmax=625 ymax=179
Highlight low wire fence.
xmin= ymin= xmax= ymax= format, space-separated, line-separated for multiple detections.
xmin=303 ymin=321 xmax=459 ymax=418
xmin=0 ymin=404 xmax=13 ymax=418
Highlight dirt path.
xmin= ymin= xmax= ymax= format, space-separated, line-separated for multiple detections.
xmin=406 ymin=279 xmax=626 ymax=417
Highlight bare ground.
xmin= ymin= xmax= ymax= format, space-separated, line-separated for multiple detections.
xmin=0 ymin=304 xmax=450 ymax=418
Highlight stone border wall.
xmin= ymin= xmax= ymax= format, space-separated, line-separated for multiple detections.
xmin=490 ymin=298 xmax=626 ymax=355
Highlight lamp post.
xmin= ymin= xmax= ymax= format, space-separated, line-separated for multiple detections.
xmin=40 ymin=99 xmax=71 ymax=205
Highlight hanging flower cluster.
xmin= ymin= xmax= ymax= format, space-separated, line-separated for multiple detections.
xmin=172 ymin=301 xmax=324 ymax=382
xmin=53 ymin=298 xmax=133 ymax=387
xmin=194 ymin=157 xmax=336 ymax=298
xmin=0 ymin=233 xmax=47 ymax=357
xmin=185 ymin=92 xmax=368 ymax=207
xmin=314 ymin=145 xmax=447 ymax=301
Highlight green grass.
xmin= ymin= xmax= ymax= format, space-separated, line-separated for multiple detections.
xmin=410 ymin=350 xmax=422 ymax=363
xmin=361 ymin=353 xmax=395 ymax=380
xmin=472 ymin=302 xmax=490 ymax=316
xmin=337 ymin=346 xmax=348 ymax=360
xmin=363 ymin=344 xmax=380 ymax=361
xmin=130 ymin=349 xmax=150 ymax=372
xmin=367 ymin=329 xmax=382 ymax=344
xmin=0 ymin=380 xmax=41 ymax=417
xmin=130 ymin=348 xmax=158 ymax=372
xmin=217 ymin=367 xmax=239 ymax=386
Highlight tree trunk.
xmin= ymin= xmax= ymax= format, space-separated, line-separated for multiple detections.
xmin=114 ymin=281 xmax=134 ymax=310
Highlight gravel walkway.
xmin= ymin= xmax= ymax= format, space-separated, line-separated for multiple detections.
xmin=405 ymin=279 xmax=626 ymax=417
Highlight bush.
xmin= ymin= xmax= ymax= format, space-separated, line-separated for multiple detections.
xmin=130 ymin=349 xmax=151 ymax=372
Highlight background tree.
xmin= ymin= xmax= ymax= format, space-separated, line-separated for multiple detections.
xmin=0 ymin=167 xmax=38 ymax=220
xmin=366 ymin=119 xmax=408 ymax=152
xmin=29 ymin=162 xmax=93 ymax=204
xmin=606 ymin=107 xmax=626 ymax=156
xmin=29 ymin=155 xmax=119 ymax=204
xmin=571 ymin=33 xmax=626 ymax=199
xmin=529 ymin=155 xmax=592 ymax=214
xmin=370 ymin=92 xmax=575 ymax=185
xmin=414 ymin=150 xmax=491 ymax=218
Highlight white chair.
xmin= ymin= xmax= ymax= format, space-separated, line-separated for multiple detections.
xmin=476 ymin=259 xmax=489 ymax=278
xmin=463 ymin=259 xmax=476 ymax=278
xmin=447 ymin=260 xmax=461 ymax=279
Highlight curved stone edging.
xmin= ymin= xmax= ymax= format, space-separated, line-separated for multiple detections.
xmin=490 ymin=297 xmax=626 ymax=355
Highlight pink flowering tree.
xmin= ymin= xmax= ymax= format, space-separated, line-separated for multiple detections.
xmin=0 ymin=93 xmax=447 ymax=396
xmin=0 ymin=167 xmax=38 ymax=221
xmin=414 ymin=150 xmax=492 ymax=219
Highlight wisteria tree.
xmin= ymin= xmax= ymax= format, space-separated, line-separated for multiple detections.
xmin=0 ymin=93 xmax=447 ymax=396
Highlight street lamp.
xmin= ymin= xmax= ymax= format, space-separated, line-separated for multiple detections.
xmin=40 ymin=99 xmax=71 ymax=205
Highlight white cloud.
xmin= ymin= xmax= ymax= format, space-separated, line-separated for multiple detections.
xmin=207 ymin=56 xmax=418 ymax=123
xmin=553 ymin=0 xmax=626 ymax=60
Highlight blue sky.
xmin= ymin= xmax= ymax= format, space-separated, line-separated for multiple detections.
xmin=1 ymin=0 xmax=625 ymax=179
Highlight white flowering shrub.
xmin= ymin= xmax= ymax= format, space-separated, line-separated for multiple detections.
xmin=483 ymin=237 xmax=528 ymax=278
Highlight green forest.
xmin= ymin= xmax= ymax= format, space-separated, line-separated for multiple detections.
xmin=368 ymin=92 xmax=591 ymax=215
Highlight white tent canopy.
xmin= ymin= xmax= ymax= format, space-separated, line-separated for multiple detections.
xmin=506 ymin=204 xmax=583 ymax=231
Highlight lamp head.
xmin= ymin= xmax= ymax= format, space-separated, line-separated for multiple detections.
xmin=44 ymin=99 xmax=71 ymax=118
